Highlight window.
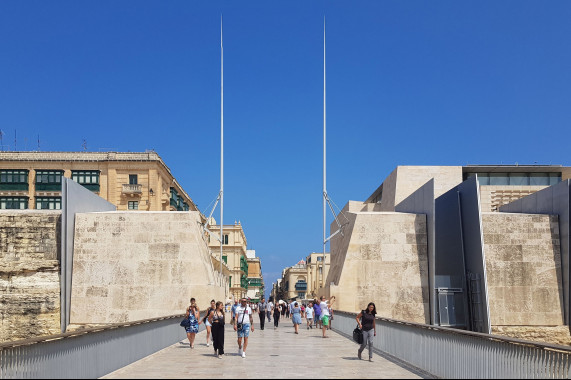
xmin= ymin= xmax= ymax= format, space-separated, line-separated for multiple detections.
xmin=229 ymin=276 xmax=232 ymax=287
xmin=128 ymin=201 xmax=139 ymax=210
xmin=35 ymin=170 xmax=63 ymax=191
xmin=35 ymin=197 xmax=61 ymax=210
xmin=0 ymin=197 xmax=28 ymax=209
xmin=223 ymin=234 xmax=229 ymax=245
xmin=298 ymin=292 xmax=305 ymax=299
xmin=0 ymin=170 xmax=29 ymax=191
xmin=129 ymin=175 xmax=138 ymax=185
xmin=71 ymin=171 xmax=100 ymax=192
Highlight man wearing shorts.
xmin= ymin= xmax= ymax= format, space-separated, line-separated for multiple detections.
xmin=234 ymin=298 xmax=254 ymax=358
xmin=319 ymin=295 xmax=336 ymax=338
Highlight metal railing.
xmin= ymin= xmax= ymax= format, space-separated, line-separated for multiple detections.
xmin=0 ymin=315 xmax=197 ymax=379
xmin=332 ymin=310 xmax=571 ymax=379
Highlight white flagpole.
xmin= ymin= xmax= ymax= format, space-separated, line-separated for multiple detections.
xmin=322 ymin=17 xmax=327 ymax=289
xmin=220 ymin=15 xmax=224 ymax=285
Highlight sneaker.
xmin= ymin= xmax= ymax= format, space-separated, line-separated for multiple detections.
xmin=238 ymin=348 xmax=243 ymax=356
xmin=206 ymin=343 xmax=210 ymax=347
xmin=218 ymin=354 xmax=222 ymax=359
xmin=241 ymin=351 xmax=246 ymax=358
xmin=369 ymin=358 xmax=373 ymax=362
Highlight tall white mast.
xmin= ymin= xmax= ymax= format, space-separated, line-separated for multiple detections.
xmin=322 ymin=18 xmax=326 ymax=289
xmin=220 ymin=15 xmax=224 ymax=283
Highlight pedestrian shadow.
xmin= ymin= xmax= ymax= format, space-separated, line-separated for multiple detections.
xmin=341 ymin=357 xmax=360 ymax=361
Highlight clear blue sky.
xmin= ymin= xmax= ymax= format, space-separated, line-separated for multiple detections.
xmin=2 ymin=1 xmax=571 ymax=298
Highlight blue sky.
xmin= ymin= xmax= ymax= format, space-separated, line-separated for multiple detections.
xmin=2 ymin=1 xmax=571 ymax=298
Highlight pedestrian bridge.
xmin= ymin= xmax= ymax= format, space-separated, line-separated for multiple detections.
xmin=2 ymin=311 xmax=571 ymax=379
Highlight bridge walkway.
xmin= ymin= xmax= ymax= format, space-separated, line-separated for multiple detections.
xmin=102 ymin=319 xmax=426 ymax=379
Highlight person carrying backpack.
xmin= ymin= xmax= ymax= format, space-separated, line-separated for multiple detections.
xmin=356 ymin=302 xmax=377 ymax=362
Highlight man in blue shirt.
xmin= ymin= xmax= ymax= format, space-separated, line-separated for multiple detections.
xmin=231 ymin=300 xmax=238 ymax=325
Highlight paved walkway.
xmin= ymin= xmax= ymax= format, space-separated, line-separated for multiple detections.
xmin=102 ymin=318 xmax=426 ymax=379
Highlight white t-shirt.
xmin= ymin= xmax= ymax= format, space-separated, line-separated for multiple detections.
xmin=320 ymin=301 xmax=330 ymax=316
xmin=266 ymin=302 xmax=274 ymax=312
xmin=305 ymin=306 xmax=314 ymax=318
xmin=235 ymin=305 xmax=252 ymax=324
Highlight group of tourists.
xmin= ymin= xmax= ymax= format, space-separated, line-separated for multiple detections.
xmin=182 ymin=296 xmax=377 ymax=362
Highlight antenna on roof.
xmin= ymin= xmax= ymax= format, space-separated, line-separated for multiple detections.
xmin=0 ymin=129 xmax=4 ymax=151
xmin=37 ymin=134 xmax=40 ymax=151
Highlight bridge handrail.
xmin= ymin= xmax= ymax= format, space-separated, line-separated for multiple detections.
xmin=333 ymin=310 xmax=571 ymax=378
xmin=0 ymin=314 xmax=191 ymax=379
xmin=0 ymin=314 xmax=185 ymax=350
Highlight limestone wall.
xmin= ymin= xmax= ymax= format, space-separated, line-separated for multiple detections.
xmin=326 ymin=211 xmax=429 ymax=323
xmin=0 ymin=211 xmax=61 ymax=342
xmin=482 ymin=213 xmax=564 ymax=326
xmin=71 ymin=211 xmax=226 ymax=324
xmin=376 ymin=166 xmax=462 ymax=212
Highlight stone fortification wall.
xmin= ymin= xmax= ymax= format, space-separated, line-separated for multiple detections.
xmin=483 ymin=213 xmax=564 ymax=326
xmin=0 ymin=211 xmax=61 ymax=342
xmin=71 ymin=211 xmax=226 ymax=324
xmin=326 ymin=211 xmax=429 ymax=323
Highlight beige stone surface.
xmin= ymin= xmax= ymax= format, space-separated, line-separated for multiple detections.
xmin=492 ymin=326 xmax=571 ymax=346
xmin=102 ymin=320 xmax=424 ymax=379
xmin=483 ymin=212 xmax=564 ymax=326
xmin=0 ymin=211 xmax=61 ymax=343
xmin=71 ymin=211 xmax=226 ymax=324
xmin=325 ymin=210 xmax=429 ymax=323
xmin=370 ymin=166 xmax=462 ymax=212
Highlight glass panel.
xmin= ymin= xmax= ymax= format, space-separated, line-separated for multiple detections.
xmin=509 ymin=173 xmax=529 ymax=186
xmin=530 ymin=173 xmax=549 ymax=186
xmin=476 ymin=173 xmax=490 ymax=186
xmin=489 ymin=173 xmax=509 ymax=186
xmin=549 ymin=173 xmax=562 ymax=185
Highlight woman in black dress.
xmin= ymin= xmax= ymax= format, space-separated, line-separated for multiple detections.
xmin=273 ymin=303 xmax=281 ymax=329
xmin=208 ymin=301 xmax=225 ymax=358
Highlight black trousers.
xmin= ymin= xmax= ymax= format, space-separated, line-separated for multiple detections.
xmin=211 ymin=322 xmax=224 ymax=355
xmin=274 ymin=314 xmax=279 ymax=327
xmin=258 ymin=312 xmax=265 ymax=330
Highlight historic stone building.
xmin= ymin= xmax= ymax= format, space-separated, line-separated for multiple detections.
xmin=305 ymin=252 xmax=330 ymax=299
xmin=246 ymin=250 xmax=264 ymax=303
xmin=0 ymin=151 xmax=197 ymax=212
xmin=207 ymin=221 xmax=248 ymax=301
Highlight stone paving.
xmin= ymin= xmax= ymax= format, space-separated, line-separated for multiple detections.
xmin=102 ymin=318 xmax=427 ymax=379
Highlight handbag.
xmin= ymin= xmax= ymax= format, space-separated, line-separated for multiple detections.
xmin=180 ymin=317 xmax=190 ymax=328
xmin=353 ymin=325 xmax=364 ymax=344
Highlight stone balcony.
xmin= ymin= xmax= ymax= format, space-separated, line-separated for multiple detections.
xmin=121 ymin=184 xmax=142 ymax=195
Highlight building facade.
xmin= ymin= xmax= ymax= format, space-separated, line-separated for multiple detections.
xmin=246 ymin=250 xmax=264 ymax=303
xmin=305 ymin=252 xmax=330 ymax=299
xmin=207 ymin=221 xmax=248 ymax=301
xmin=0 ymin=151 xmax=197 ymax=212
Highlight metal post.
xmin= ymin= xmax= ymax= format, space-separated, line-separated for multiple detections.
xmin=322 ymin=17 xmax=326 ymax=290
xmin=220 ymin=15 xmax=224 ymax=285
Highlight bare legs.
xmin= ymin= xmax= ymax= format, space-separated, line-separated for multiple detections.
xmin=187 ymin=332 xmax=196 ymax=348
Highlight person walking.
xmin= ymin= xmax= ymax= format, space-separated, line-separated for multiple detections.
xmin=266 ymin=299 xmax=274 ymax=323
xmin=281 ymin=301 xmax=286 ymax=319
xmin=305 ymin=301 xmax=314 ymax=329
xmin=208 ymin=301 xmax=226 ymax=358
xmin=230 ymin=300 xmax=238 ymax=326
xmin=319 ymin=295 xmax=335 ymax=338
xmin=185 ymin=297 xmax=201 ymax=349
xmin=313 ymin=299 xmax=321 ymax=329
xmin=273 ymin=302 xmax=281 ymax=329
xmin=257 ymin=298 xmax=267 ymax=330
xmin=234 ymin=297 xmax=254 ymax=358
xmin=203 ymin=299 xmax=216 ymax=347
xmin=292 ymin=302 xmax=302 ymax=334
xmin=356 ymin=302 xmax=377 ymax=362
